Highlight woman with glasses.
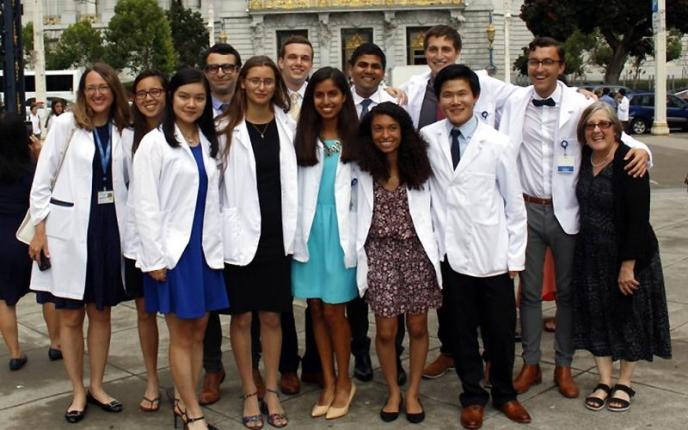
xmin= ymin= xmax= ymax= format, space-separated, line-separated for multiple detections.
xmin=29 ymin=63 xmax=132 ymax=423
xmin=291 ymin=67 xmax=359 ymax=420
xmin=572 ymin=102 xmax=671 ymax=413
xmin=218 ymin=56 xmax=296 ymax=429
xmin=133 ymin=68 xmax=227 ymax=430
xmin=124 ymin=70 xmax=168 ymax=413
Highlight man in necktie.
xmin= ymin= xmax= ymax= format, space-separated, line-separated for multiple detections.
xmin=421 ymin=65 xmax=530 ymax=429
xmin=199 ymin=42 xmax=242 ymax=406
xmin=346 ymin=42 xmax=406 ymax=386
xmin=278 ymin=35 xmax=314 ymax=122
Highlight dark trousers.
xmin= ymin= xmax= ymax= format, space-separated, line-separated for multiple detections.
xmin=442 ymin=262 xmax=517 ymax=408
xmin=436 ymin=298 xmax=453 ymax=355
xmin=203 ymin=312 xmax=224 ymax=373
xmin=347 ymin=296 xmax=405 ymax=359
xmin=250 ymin=305 xmax=321 ymax=374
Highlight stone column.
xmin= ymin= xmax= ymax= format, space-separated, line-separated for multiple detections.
xmin=318 ymin=13 xmax=331 ymax=69
xmin=651 ymin=0 xmax=670 ymax=135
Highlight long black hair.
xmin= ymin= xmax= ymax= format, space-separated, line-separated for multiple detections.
xmin=161 ymin=67 xmax=218 ymax=157
xmin=357 ymin=102 xmax=432 ymax=189
xmin=131 ymin=70 xmax=168 ymax=154
xmin=294 ymin=67 xmax=358 ymax=166
xmin=0 ymin=112 xmax=33 ymax=183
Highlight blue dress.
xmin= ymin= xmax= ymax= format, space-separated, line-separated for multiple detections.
xmin=143 ymin=144 xmax=229 ymax=320
xmin=291 ymin=139 xmax=357 ymax=304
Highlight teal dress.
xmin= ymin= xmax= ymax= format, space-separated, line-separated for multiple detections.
xmin=292 ymin=139 xmax=357 ymax=304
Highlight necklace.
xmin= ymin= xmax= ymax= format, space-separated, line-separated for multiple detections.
xmin=590 ymin=154 xmax=612 ymax=167
xmin=250 ymin=121 xmax=270 ymax=139
xmin=323 ymin=139 xmax=342 ymax=156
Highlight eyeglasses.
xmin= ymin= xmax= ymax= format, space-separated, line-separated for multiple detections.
xmin=245 ymin=78 xmax=276 ymax=88
xmin=527 ymin=59 xmax=563 ymax=67
xmin=134 ymin=88 xmax=165 ymax=100
xmin=85 ymin=85 xmax=111 ymax=95
xmin=205 ymin=64 xmax=239 ymax=74
xmin=584 ymin=120 xmax=614 ymax=131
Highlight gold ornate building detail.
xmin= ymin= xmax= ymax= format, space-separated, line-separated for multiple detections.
xmin=249 ymin=0 xmax=464 ymax=11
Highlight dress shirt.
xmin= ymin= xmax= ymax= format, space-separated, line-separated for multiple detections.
xmin=418 ymin=77 xmax=440 ymax=130
xmin=211 ymin=95 xmax=230 ymax=118
xmin=351 ymin=85 xmax=397 ymax=119
xmin=519 ymin=83 xmax=563 ymax=198
xmin=445 ymin=115 xmax=478 ymax=162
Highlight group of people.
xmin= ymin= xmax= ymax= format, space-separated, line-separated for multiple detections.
xmin=0 ymin=24 xmax=672 ymax=430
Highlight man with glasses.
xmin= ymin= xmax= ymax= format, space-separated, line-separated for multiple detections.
xmin=498 ymin=37 xmax=651 ymax=400
xmin=202 ymin=43 xmax=242 ymax=118
xmin=199 ymin=43 xmax=242 ymax=406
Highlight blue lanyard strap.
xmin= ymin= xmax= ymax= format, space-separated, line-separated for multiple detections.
xmin=93 ymin=124 xmax=112 ymax=175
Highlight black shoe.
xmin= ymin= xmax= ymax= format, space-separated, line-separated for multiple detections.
xmin=87 ymin=392 xmax=123 ymax=413
xmin=397 ymin=357 xmax=407 ymax=386
xmin=9 ymin=355 xmax=27 ymax=371
xmin=64 ymin=405 xmax=87 ymax=423
xmin=406 ymin=399 xmax=425 ymax=424
xmin=48 ymin=347 xmax=63 ymax=361
xmin=353 ymin=352 xmax=373 ymax=382
xmin=380 ymin=396 xmax=403 ymax=422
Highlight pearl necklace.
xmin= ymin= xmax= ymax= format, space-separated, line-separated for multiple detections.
xmin=590 ymin=154 xmax=612 ymax=167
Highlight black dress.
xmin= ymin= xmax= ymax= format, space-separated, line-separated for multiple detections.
xmin=224 ymin=119 xmax=292 ymax=314
xmin=0 ymin=166 xmax=34 ymax=306
xmin=572 ymin=152 xmax=671 ymax=362
xmin=37 ymin=125 xmax=129 ymax=310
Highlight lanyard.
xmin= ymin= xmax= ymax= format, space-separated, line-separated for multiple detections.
xmin=93 ymin=124 xmax=112 ymax=188
xmin=560 ymin=139 xmax=569 ymax=156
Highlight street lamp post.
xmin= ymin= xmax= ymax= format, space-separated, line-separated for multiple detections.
xmin=503 ymin=0 xmax=511 ymax=84
xmin=651 ymin=0 xmax=670 ymax=135
xmin=486 ymin=12 xmax=496 ymax=76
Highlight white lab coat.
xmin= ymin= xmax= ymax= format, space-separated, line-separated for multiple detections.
xmin=220 ymin=108 xmax=298 ymax=266
xmin=293 ymin=139 xmax=357 ymax=268
xmin=354 ymin=168 xmax=442 ymax=296
xmin=29 ymin=112 xmax=131 ymax=300
xmin=498 ymin=83 xmax=651 ymax=235
xmin=400 ymin=69 xmax=519 ymax=129
xmin=421 ymin=119 xmax=527 ymax=277
xmin=132 ymin=126 xmax=224 ymax=272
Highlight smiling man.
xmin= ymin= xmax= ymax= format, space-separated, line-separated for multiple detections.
xmin=202 ymin=43 xmax=242 ymax=118
xmin=420 ymin=65 xmax=530 ymax=430
xmin=278 ymin=36 xmax=314 ymax=121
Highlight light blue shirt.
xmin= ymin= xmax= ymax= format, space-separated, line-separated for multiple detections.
xmin=446 ymin=115 xmax=479 ymax=158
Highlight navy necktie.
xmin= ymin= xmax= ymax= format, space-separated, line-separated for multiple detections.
xmin=532 ymin=98 xmax=555 ymax=107
xmin=450 ymin=128 xmax=461 ymax=169
xmin=220 ymin=103 xmax=229 ymax=113
xmin=360 ymin=98 xmax=373 ymax=119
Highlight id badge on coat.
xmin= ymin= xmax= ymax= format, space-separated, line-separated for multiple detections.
xmin=557 ymin=155 xmax=575 ymax=174
xmin=97 ymin=190 xmax=115 ymax=204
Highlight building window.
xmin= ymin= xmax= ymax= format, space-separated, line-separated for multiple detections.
xmin=407 ymin=26 xmax=431 ymax=65
xmin=341 ymin=28 xmax=373 ymax=70
xmin=276 ymin=30 xmax=309 ymax=58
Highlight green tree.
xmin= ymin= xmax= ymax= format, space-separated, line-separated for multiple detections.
xmin=519 ymin=0 xmax=688 ymax=83
xmin=167 ymin=0 xmax=209 ymax=68
xmin=105 ymin=0 xmax=176 ymax=74
xmin=46 ymin=21 xmax=105 ymax=69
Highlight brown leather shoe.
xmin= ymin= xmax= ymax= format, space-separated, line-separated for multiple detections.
xmin=513 ymin=363 xmax=542 ymax=394
xmin=198 ymin=369 xmax=225 ymax=406
xmin=280 ymin=371 xmax=301 ymax=395
xmin=554 ymin=366 xmax=580 ymax=398
xmin=460 ymin=405 xmax=485 ymax=429
xmin=422 ymin=353 xmax=454 ymax=379
xmin=253 ymin=367 xmax=266 ymax=400
xmin=499 ymin=400 xmax=531 ymax=423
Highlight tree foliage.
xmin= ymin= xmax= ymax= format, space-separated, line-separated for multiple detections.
xmin=519 ymin=0 xmax=688 ymax=84
xmin=105 ymin=0 xmax=176 ymax=74
xmin=46 ymin=21 xmax=105 ymax=70
xmin=167 ymin=0 xmax=209 ymax=68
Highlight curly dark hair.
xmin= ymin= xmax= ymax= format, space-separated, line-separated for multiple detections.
xmin=357 ymin=102 xmax=432 ymax=189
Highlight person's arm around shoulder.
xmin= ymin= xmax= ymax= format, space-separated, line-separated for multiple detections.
xmin=620 ymin=132 xmax=652 ymax=177
xmin=132 ymin=131 xmax=168 ymax=281
xmin=495 ymin=133 xmax=527 ymax=278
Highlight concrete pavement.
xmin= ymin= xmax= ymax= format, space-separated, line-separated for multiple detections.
xmin=2 ymin=142 xmax=687 ymax=430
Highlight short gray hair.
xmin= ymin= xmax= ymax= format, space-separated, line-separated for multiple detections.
xmin=577 ymin=101 xmax=623 ymax=145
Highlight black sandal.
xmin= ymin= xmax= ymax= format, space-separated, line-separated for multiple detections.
xmin=263 ymin=389 xmax=288 ymax=428
xmin=186 ymin=415 xmax=218 ymax=430
xmin=584 ymin=383 xmax=612 ymax=411
xmin=608 ymin=384 xmax=635 ymax=412
xmin=241 ymin=392 xmax=264 ymax=430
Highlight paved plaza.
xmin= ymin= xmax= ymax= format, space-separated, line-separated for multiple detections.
xmin=1 ymin=135 xmax=687 ymax=429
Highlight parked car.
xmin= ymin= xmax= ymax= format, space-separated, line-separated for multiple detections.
xmin=627 ymin=92 xmax=688 ymax=134
xmin=675 ymin=88 xmax=688 ymax=102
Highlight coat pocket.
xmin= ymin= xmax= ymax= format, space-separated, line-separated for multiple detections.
xmin=45 ymin=203 xmax=75 ymax=240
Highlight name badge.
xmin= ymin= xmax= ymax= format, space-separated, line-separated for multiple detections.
xmin=97 ymin=190 xmax=115 ymax=204
xmin=557 ymin=155 xmax=575 ymax=174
